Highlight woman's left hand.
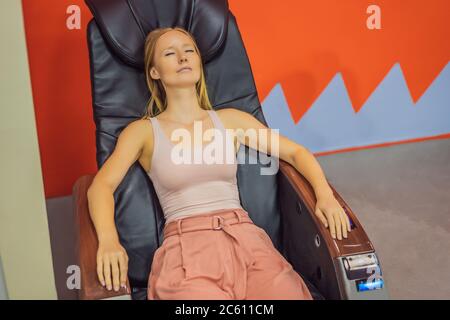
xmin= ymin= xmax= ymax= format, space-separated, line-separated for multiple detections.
xmin=314 ymin=194 xmax=351 ymax=240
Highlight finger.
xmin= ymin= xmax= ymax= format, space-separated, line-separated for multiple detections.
xmin=103 ymin=256 xmax=112 ymax=290
xmin=327 ymin=213 xmax=336 ymax=239
xmin=110 ymin=256 xmax=120 ymax=291
xmin=334 ymin=212 xmax=342 ymax=240
xmin=340 ymin=212 xmax=348 ymax=239
xmin=345 ymin=211 xmax=351 ymax=232
xmin=315 ymin=207 xmax=328 ymax=228
xmin=96 ymin=254 xmax=105 ymax=287
xmin=118 ymin=254 xmax=128 ymax=289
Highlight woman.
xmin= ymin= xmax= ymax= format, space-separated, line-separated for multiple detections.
xmin=87 ymin=27 xmax=351 ymax=300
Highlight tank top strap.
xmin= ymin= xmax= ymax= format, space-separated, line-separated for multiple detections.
xmin=150 ymin=116 xmax=169 ymax=142
xmin=149 ymin=117 xmax=160 ymax=139
xmin=207 ymin=109 xmax=226 ymax=132
xmin=148 ymin=116 xmax=165 ymax=153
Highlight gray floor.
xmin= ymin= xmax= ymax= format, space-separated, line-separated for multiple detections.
xmin=44 ymin=137 xmax=450 ymax=299
xmin=317 ymin=137 xmax=450 ymax=299
xmin=45 ymin=195 xmax=78 ymax=300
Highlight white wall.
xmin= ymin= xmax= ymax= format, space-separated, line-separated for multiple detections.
xmin=0 ymin=0 xmax=57 ymax=299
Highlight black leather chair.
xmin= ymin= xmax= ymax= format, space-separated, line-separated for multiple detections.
xmin=73 ymin=0 xmax=388 ymax=300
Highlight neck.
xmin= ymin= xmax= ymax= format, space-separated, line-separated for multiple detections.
xmin=163 ymin=85 xmax=204 ymax=123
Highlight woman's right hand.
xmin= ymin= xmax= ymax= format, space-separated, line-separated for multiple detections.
xmin=96 ymin=239 xmax=129 ymax=292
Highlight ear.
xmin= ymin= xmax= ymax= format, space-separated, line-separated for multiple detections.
xmin=150 ymin=66 xmax=160 ymax=80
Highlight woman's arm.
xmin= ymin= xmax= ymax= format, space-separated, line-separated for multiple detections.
xmin=87 ymin=119 xmax=150 ymax=291
xmin=219 ymin=108 xmax=351 ymax=240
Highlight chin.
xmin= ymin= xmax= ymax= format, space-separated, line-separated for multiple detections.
xmin=170 ymin=80 xmax=199 ymax=88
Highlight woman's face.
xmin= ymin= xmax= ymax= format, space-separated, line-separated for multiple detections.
xmin=150 ymin=30 xmax=201 ymax=89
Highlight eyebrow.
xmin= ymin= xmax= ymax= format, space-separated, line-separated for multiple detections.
xmin=162 ymin=43 xmax=193 ymax=52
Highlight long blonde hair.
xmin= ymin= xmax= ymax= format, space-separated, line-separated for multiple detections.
xmin=141 ymin=27 xmax=213 ymax=119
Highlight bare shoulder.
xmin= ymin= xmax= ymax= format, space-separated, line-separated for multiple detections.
xmin=121 ymin=118 xmax=153 ymax=141
xmin=131 ymin=117 xmax=153 ymax=130
xmin=216 ymin=107 xmax=252 ymax=129
xmin=216 ymin=107 xmax=245 ymax=118
xmin=120 ymin=117 xmax=154 ymax=172
xmin=118 ymin=118 xmax=154 ymax=156
xmin=216 ymin=107 xmax=266 ymax=130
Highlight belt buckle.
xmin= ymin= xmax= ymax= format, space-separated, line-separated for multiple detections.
xmin=212 ymin=216 xmax=225 ymax=230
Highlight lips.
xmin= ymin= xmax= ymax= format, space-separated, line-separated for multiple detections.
xmin=177 ymin=67 xmax=192 ymax=73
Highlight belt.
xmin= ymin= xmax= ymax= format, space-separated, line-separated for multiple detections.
xmin=163 ymin=208 xmax=253 ymax=238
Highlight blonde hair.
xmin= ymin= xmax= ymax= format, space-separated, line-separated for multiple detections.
xmin=141 ymin=27 xmax=213 ymax=119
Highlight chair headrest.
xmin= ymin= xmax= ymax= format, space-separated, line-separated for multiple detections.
xmin=85 ymin=0 xmax=229 ymax=69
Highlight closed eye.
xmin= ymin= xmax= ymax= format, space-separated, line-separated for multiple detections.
xmin=165 ymin=49 xmax=194 ymax=57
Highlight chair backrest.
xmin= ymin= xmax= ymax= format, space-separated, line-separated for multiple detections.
xmin=85 ymin=0 xmax=282 ymax=288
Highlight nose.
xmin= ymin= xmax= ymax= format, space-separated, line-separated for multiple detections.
xmin=179 ymin=54 xmax=187 ymax=63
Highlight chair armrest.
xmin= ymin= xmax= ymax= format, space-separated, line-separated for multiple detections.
xmin=279 ymin=160 xmax=374 ymax=257
xmin=73 ymin=174 xmax=131 ymax=300
xmin=278 ymin=160 xmax=385 ymax=299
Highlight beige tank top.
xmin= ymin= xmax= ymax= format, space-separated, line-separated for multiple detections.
xmin=147 ymin=109 xmax=243 ymax=224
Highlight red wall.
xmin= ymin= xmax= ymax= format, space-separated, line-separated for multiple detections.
xmin=22 ymin=0 xmax=94 ymax=198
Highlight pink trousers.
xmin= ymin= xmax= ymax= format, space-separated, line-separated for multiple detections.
xmin=147 ymin=208 xmax=313 ymax=300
